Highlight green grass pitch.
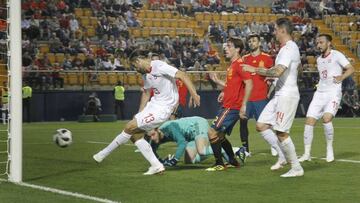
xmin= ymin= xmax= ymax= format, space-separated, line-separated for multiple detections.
xmin=1 ymin=118 xmax=360 ymax=203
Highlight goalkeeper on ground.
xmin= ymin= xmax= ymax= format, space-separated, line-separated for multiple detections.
xmin=147 ymin=116 xmax=231 ymax=166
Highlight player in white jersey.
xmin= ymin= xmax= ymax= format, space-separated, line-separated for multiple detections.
xmin=243 ymin=18 xmax=304 ymax=177
xmin=298 ymin=34 xmax=355 ymax=163
xmin=93 ymin=50 xmax=200 ymax=175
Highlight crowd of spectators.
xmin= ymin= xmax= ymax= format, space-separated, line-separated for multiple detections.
xmin=0 ymin=0 xmax=356 ymax=92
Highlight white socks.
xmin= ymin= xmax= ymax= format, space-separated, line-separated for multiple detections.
xmin=323 ymin=122 xmax=334 ymax=148
xmin=279 ymin=137 xmax=301 ymax=169
xmin=303 ymin=125 xmax=314 ymax=155
xmin=99 ymin=131 xmax=131 ymax=157
xmin=261 ymin=129 xmax=285 ymax=161
xmin=135 ymin=138 xmax=162 ymax=167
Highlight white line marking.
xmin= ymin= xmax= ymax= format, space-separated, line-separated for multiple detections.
xmin=312 ymin=157 xmax=360 ymax=164
xmin=0 ymin=179 xmax=119 ymax=203
xmin=292 ymin=125 xmax=360 ymax=129
xmin=258 ymin=153 xmax=360 ymax=164
xmin=87 ymin=141 xmax=134 ymax=146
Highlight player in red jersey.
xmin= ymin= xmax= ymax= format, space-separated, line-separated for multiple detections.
xmin=206 ymin=37 xmax=253 ymax=171
xmin=235 ymin=33 xmax=284 ymax=163
xmin=170 ymin=79 xmax=188 ymax=119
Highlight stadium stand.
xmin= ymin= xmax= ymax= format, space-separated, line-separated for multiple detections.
xmin=8 ymin=0 xmax=358 ymax=91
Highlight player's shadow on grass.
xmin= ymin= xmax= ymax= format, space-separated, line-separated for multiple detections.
xmin=25 ymin=168 xmax=89 ymax=182
xmin=164 ymin=165 xmax=208 ymax=171
xmin=24 ymin=156 xmax=96 ymax=181
xmin=301 ymin=161 xmax=328 ymax=172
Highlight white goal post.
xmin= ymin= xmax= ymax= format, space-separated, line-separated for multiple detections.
xmin=8 ymin=0 xmax=22 ymax=183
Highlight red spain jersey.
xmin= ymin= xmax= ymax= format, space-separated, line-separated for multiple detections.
xmin=222 ymin=58 xmax=251 ymax=110
xmin=176 ymin=79 xmax=188 ymax=107
xmin=243 ymin=52 xmax=273 ymax=101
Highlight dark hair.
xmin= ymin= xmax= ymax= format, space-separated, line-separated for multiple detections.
xmin=247 ymin=33 xmax=260 ymax=41
xmin=128 ymin=49 xmax=147 ymax=62
xmin=318 ymin=33 xmax=332 ymax=42
xmin=276 ymin=17 xmax=294 ymax=35
xmin=227 ymin=36 xmax=244 ymax=54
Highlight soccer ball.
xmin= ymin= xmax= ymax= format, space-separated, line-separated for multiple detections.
xmin=53 ymin=128 xmax=72 ymax=148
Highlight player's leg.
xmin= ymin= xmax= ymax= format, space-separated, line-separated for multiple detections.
xmin=274 ymin=96 xmax=303 ymax=178
xmin=256 ymin=97 xmax=286 ymax=170
xmin=206 ymin=109 xmax=240 ymax=171
xmin=239 ymin=102 xmax=252 ymax=152
xmin=93 ymin=118 xmax=141 ymax=162
xmin=254 ymin=99 xmax=276 ymax=156
xmin=299 ymin=91 xmax=323 ymax=162
xmin=321 ymin=92 xmax=341 ymax=162
xmin=323 ymin=113 xmax=335 ymax=162
xmin=206 ymin=109 xmax=228 ymax=170
xmin=130 ymin=133 xmax=164 ymax=175
xmin=298 ymin=117 xmax=317 ymax=162
xmin=207 ymin=127 xmax=226 ymax=170
xmin=185 ymin=141 xmax=199 ymax=164
xmin=239 ymin=118 xmax=249 ymax=150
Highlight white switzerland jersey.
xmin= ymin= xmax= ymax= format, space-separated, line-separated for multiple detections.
xmin=316 ymin=50 xmax=350 ymax=92
xmin=274 ymin=40 xmax=301 ymax=98
xmin=142 ymin=60 xmax=179 ymax=108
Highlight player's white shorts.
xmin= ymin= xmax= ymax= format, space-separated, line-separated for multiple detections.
xmin=306 ymin=90 xmax=342 ymax=120
xmin=135 ymin=102 xmax=174 ymax=131
xmin=258 ymin=95 xmax=299 ymax=133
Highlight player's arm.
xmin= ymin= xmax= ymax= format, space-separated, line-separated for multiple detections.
xmin=208 ymin=73 xmax=225 ymax=88
xmin=175 ymin=71 xmax=200 ymax=107
xmin=334 ymin=64 xmax=355 ymax=84
xmin=173 ymin=136 xmax=187 ymax=162
xmin=240 ymin=79 xmax=253 ymax=119
xmin=138 ymin=88 xmax=150 ymax=112
xmin=163 ymin=124 xmax=186 ymax=166
xmin=242 ymin=64 xmax=287 ymax=77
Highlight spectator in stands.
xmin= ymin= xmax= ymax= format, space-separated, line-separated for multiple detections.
xmin=272 ymin=0 xmax=290 ymax=14
xmin=83 ymin=54 xmax=96 ymax=70
xmin=35 ymin=53 xmax=52 ymax=90
xmin=175 ymin=0 xmax=187 ymax=16
xmin=100 ymin=55 xmax=114 ymax=70
xmin=72 ymin=54 xmax=84 ymax=70
xmin=318 ymin=0 xmax=336 ymax=16
xmin=334 ymin=0 xmax=349 ymax=15
xmin=52 ymin=63 xmax=64 ymax=89
xmin=49 ymin=32 xmax=65 ymax=53
xmin=350 ymin=0 xmax=360 ymax=15
xmin=342 ymin=90 xmax=360 ymax=117
xmin=125 ymin=7 xmax=139 ymax=27
xmin=342 ymin=76 xmax=356 ymax=91
xmin=69 ymin=15 xmax=79 ymax=39
xmin=113 ymin=53 xmax=125 ymax=70
xmin=61 ymin=54 xmax=73 ymax=70
xmin=83 ymin=92 xmax=102 ymax=122
xmin=39 ymin=18 xmax=51 ymax=40
xmin=149 ymin=0 xmax=160 ymax=10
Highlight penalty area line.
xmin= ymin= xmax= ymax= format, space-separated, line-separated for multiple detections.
xmin=0 ymin=179 xmax=119 ymax=203
xmin=258 ymin=153 xmax=360 ymax=164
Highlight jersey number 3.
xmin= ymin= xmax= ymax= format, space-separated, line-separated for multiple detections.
xmin=143 ymin=113 xmax=155 ymax=123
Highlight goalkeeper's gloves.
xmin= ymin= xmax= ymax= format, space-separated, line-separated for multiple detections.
xmin=163 ymin=154 xmax=178 ymax=167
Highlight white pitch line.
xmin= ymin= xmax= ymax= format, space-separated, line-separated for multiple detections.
xmin=0 ymin=179 xmax=119 ymax=203
xmin=258 ymin=153 xmax=360 ymax=164
xmin=87 ymin=141 xmax=134 ymax=146
xmin=312 ymin=157 xmax=360 ymax=164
